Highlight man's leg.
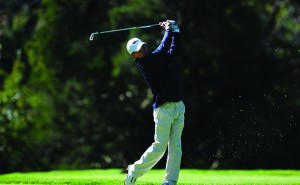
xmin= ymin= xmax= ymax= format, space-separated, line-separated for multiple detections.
xmin=128 ymin=104 xmax=174 ymax=178
xmin=165 ymin=101 xmax=185 ymax=182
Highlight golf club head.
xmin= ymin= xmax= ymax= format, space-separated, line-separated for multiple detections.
xmin=89 ymin=32 xmax=98 ymax=41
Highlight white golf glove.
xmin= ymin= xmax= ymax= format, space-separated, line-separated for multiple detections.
xmin=167 ymin=20 xmax=180 ymax=32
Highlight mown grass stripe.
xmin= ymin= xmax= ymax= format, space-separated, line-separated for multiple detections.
xmin=0 ymin=169 xmax=299 ymax=185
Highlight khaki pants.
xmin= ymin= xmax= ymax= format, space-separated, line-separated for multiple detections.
xmin=128 ymin=101 xmax=185 ymax=182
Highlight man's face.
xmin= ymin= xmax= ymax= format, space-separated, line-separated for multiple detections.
xmin=131 ymin=45 xmax=147 ymax=59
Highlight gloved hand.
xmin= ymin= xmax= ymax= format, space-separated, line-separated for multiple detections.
xmin=167 ymin=20 xmax=180 ymax=32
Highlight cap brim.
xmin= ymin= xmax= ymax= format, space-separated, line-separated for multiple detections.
xmin=135 ymin=42 xmax=146 ymax=52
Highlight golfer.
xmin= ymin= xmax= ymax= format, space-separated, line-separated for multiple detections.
xmin=124 ymin=20 xmax=185 ymax=185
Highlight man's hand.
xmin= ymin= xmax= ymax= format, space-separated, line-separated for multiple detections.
xmin=159 ymin=21 xmax=170 ymax=30
xmin=159 ymin=20 xmax=180 ymax=32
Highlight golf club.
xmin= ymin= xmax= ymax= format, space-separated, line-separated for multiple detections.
xmin=89 ymin=23 xmax=160 ymax=41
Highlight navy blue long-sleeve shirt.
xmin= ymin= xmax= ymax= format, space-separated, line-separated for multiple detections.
xmin=134 ymin=30 xmax=182 ymax=109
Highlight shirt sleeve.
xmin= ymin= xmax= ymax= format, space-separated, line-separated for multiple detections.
xmin=152 ymin=30 xmax=179 ymax=57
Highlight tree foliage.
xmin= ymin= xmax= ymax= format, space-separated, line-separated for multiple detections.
xmin=0 ymin=0 xmax=300 ymax=173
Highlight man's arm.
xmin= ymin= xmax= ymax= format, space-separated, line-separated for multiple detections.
xmin=153 ymin=20 xmax=180 ymax=56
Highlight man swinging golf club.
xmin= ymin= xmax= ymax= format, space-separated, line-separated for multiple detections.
xmin=124 ymin=20 xmax=185 ymax=185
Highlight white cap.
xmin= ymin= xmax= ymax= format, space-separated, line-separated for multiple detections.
xmin=126 ymin=38 xmax=146 ymax=54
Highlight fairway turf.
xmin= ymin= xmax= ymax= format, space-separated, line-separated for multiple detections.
xmin=0 ymin=169 xmax=299 ymax=185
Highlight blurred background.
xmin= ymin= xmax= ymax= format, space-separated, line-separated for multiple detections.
xmin=1 ymin=0 xmax=300 ymax=173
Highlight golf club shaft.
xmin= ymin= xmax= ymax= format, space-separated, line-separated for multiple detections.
xmin=89 ymin=23 xmax=160 ymax=41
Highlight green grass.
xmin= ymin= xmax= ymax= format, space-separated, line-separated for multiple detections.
xmin=0 ymin=169 xmax=300 ymax=185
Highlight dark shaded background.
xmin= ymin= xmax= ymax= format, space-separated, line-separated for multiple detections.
xmin=1 ymin=0 xmax=300 ymax=173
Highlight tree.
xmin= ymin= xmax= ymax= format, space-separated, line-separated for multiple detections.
xmin=1 ymin=0 xmax=300 ymax=173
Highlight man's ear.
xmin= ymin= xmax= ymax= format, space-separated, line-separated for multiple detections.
xmin=142 ymin=45 xmax=148 ymax=52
